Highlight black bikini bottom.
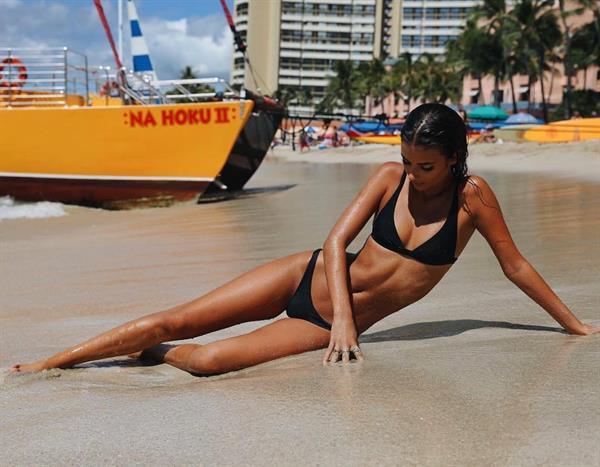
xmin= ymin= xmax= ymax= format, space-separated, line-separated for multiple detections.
xmin=286 ymin=248 xmax=357 ymax=331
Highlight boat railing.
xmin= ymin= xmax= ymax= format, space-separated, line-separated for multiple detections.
xmin=1 ymin=46 xmax=244 ymax=108
xmin=118 ymin=74 xmax=239 ymax=105
xmin=0 ymin=47 xmax=90 ymax=108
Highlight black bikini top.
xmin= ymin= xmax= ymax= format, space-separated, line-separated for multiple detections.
xmin=371 ymin=172 xmax=459 ymax=266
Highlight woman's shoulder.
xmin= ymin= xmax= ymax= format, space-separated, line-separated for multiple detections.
xmin=459 ymin=174 xmax=501 ymax=216
xmin=460 ymin=174 xmax=493 ymax=196
xmin=374 ymin=161 xmax=404 ymax=181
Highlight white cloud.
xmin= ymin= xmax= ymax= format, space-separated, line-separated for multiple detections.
xmin=0 ymin=2 xmax=233 ymax=81
xmin=141 ymin=17 xmax=233 ymax=79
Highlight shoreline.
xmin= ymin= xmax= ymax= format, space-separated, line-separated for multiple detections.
xmin=268 ymin=139 xmax=600 ymax=182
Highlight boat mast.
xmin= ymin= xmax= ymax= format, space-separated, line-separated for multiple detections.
xmin=118 ymin=0 xmax=123 ymax=62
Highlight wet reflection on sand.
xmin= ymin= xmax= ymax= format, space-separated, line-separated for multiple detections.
xmin=1 ymin=161 xmax=599 ymax=465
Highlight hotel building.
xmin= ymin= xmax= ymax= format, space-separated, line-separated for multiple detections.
xmin=233 ymin=1 xmax=597 ymax=115
xmin=232 ymin=0 xmax=484 ymax=108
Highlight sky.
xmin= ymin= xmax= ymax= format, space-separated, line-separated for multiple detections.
xmin=0 ymin=0 xmax=235 ymax=79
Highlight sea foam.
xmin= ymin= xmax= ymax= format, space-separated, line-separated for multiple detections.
xmin=0 ymin=196 xmax=67 ymax=221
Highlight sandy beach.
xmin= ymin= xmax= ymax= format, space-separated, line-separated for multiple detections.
xmin=2 ymin=140 xmax=600 ymax=466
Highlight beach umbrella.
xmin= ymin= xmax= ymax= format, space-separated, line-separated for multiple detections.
xmin=468 ymin=105 xmax=509 ymax=120
xmin=505 ymin=113 xmax=541 ymax=124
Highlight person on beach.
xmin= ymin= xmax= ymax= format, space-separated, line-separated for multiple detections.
xmin=299 ymin=129 xmax=310 ymax=152
xmin=11 ymin=103 xmax=599 ymax=375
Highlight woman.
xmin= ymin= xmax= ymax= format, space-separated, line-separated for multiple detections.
xmin=11 ymin=104 xmax=599 ymax=375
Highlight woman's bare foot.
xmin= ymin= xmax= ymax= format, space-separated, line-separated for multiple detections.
xmin=10 ymin=360 xmax=49 ymax=373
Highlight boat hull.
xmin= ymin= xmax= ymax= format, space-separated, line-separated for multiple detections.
xmin=0 ymin=101 xmax=253 ymax=207
xmin=0 ymin=176 xmax=209 ymax=209
xmin=207 ymin=107 xmax=284 ymax=192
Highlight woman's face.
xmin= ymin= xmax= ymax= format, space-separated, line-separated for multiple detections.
xmin=400 ymin=143 xmax=456 ymax=191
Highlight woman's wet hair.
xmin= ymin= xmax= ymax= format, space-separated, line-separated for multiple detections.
xmin=401 ymin=103 xmax=469 ymax=179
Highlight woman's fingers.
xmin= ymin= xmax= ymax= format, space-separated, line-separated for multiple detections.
xmin=351 ymin=345 xmax=365 ymax=361
xmin=323 ymin=342 xmax=363 ymax=365
xmin=322 ymin=344 xmax=334 ymax=364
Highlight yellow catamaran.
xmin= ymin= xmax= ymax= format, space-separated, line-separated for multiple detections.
xmin=0 ymin=47 xmax=253 ymax=208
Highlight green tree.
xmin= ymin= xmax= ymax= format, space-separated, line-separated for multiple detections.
xmin=355 ymin=58 xmax=388 ymax=113
xmin=166 ymin=66 xmax=213 ymax=102
xmin=447 ymin=18 xmax=497 ymax=105
xmin=386 ymin=52 xmax=416 ymax=112
xmin=471 ymin=0 xmax=511 ymax=107
xmin=322 ymin=60 xmax=357 ymax=112
xmin=511 ymin=0 xmax=562 ymax=121
xmin=571 ymin=0 xmax=600 ymax=87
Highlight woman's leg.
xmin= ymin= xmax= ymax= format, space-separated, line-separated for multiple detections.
xmin=134 ymin=317 xmax=331 ymax=375
xmin=11 ymin=251 xmax=314 ymax=373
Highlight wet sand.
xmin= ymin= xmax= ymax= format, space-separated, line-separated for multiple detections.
xmin=2 ymin=140 xmax=600 ymax=466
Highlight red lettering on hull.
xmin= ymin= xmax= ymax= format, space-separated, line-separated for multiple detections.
xmin=215 ymin=107 xmax=230 ymax=123
xmin=128 ymin=107 xmax=218 ymax=127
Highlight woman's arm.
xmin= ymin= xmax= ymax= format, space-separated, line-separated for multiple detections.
xmin=465 ymin=176 xmax=599 ymax=336
xmin=322 ymin=162 xmax=403 ymax=363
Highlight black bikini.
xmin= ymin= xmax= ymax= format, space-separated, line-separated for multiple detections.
xmin=286 ymin=249 xmax=357 ymax=330
xmin=286 ymin=172 xmax=460 ymax=330
xmin=371 ymin=172 xmax=459 ymax=266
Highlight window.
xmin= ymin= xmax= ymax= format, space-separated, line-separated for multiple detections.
xmin=492 ymin=89 xmax=504 ymax=103
xmin=403 ymin=8 xmax=423 ymax=20
xmin=402 ymin=35 xmax=421 ymax=47
xmin=235 ymin=3 xmax=248 ymax=16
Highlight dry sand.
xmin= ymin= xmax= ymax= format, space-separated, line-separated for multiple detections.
xmin=268 ymin=139 xmax=600 ymax=182
xmin=1 ymin=140 xmax=600 ymax=466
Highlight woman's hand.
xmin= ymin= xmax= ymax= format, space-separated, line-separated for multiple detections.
xmin=322 ymin=317 xmax=364 ymax=364
xmin=570 ymin=323 xmax=600 ymax=336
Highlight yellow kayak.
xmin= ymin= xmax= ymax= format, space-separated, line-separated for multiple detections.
xmin=523 ymin=118 xmax=600 ymax=143
xmin=355 ymin=135 xmax=401 ymax=145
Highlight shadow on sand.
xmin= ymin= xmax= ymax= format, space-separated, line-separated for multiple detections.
xmin=80 ymin=320 xmax=564 ymax=371
xmin=359 ymin=319 xmax=564 ymax=343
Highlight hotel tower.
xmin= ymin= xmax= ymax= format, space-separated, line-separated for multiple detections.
xmin=231 ymin=0 xmax=481 ymax=108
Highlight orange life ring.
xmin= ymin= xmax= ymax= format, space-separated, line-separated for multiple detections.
xmin=0 ymin=57 xmax=28 ymax=88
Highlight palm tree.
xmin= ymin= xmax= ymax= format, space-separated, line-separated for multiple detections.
xmin=511 ymin=0 xmax=562 ymax=121
xmin=166 ymin=66 xmax=213 ymax=102
xmin=355 ymin=58 xmax=388 ymax=114
xmin=571 ymin=1 xmax=600 ymax=86
xmin=557 ymin=0 xmax=579 ymax=118
xmin=407 ymin=54 xmax=461 ymax=104
xmin=387 ymin=52 xmax=415 ymax=113
xmin=449 ymin=16 xmax=501 ymax=105
xmin=322 ymin=60 xmax=357 ymax=112
xmin=471 ymin=0 xmax=511 ymax=106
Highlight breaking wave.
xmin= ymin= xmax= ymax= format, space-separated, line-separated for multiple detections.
xmin=0 ymin=196 xmax=67 ymax=221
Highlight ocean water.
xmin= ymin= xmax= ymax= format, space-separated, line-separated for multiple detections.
xmin=0 ymin=196 xmax=67 ymax=221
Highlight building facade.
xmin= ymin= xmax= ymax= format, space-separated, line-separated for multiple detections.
xmin=232 ymin=0 xmax=399 ymax=106
xmin=460 ymin=2 xmax=598 ymax=113
xmin=233 ymin=1 xmax=598 ymax=116
xmin=232 ymin=0 xmax=485 ymax=108
xmin=400 ymin=0 xmax=480 ymax=56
